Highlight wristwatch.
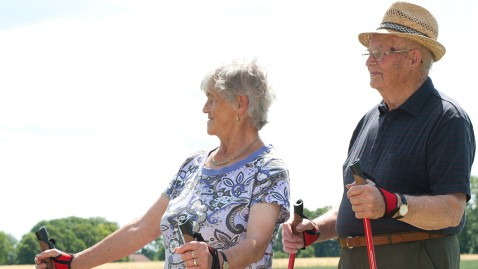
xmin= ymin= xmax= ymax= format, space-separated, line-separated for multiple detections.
xmin=219 ymin=251 xmax=229 ymax=269
xmin=395 ymin=193 xmax=408 ymax=219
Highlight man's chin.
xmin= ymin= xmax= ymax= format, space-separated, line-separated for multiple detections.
xmin=369 ymin=80 xmax=382 ymax=90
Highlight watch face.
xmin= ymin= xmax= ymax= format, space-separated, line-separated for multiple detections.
xmin=399 ymin=204 xmax=408 ymax=216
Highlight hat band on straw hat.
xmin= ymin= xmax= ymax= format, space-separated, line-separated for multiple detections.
xmin=379 ymin=22 xmax=429 ymax=38
xmin=358 ymin=2 xmax=446 ymax=61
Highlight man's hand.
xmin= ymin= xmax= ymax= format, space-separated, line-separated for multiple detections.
xmin=346 ymin=180 xmax=387 ymax=219
xmin=281 ymin=218 xmax=319 ymax=254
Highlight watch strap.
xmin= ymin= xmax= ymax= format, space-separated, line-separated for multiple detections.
xmin=396 ymin=193 xmax=408 ymax=219
xmin=399 ymin=193 xmax=407 ymax=205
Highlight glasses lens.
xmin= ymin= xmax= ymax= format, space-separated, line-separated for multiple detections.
xmin=362 ymin=51 xmax=371 ymax=62
xmin=362 ymin=51 xmax=385 ymax=62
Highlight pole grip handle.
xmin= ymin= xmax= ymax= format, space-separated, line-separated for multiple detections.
xmin=35 ymin=226 xmax=56 ymax=269
xmin=291 ymin=199 xmax=304 ymax=235
xmin=179 ymin=219 xmax=195 ymax=243
xmin=350 ymin=159 xmax=367 ymax=185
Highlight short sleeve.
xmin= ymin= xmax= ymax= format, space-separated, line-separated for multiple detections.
xmin=163 ymin=150 xmax=206 ymax=199
xmin=250 ymin=157 xmax=291 ymax=223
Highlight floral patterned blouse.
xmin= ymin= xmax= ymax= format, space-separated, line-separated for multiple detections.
xmin=161 ymin=144 xmax=290 ymax=269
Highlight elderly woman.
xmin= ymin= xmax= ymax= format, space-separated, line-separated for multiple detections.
xmin=35 ymin=58 xmax=290 ymax=269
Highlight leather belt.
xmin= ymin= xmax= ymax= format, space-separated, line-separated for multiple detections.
xmin=339 ymin=231 xmax=448 ymax=249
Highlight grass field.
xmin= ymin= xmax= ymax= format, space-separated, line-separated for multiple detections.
xmin=4 ymin=255 xmax=478 ymax=268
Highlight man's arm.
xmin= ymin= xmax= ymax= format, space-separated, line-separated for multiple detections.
xmin=312 ymin=206 xmax=339 ymax=241
xmin=400 ymin=193 xmax=466 ymax=230
xmin=347 ymin=184 xmax=466 ymax=230
xmin=282 ymin=206 xmax=338 ymax=254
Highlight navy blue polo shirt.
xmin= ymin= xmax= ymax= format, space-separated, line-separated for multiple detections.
xmin=337 ymin=77 xmax=475 ymax=237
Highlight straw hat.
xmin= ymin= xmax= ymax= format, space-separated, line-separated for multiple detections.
xmin=358 ymin=1 xmax=446 ymax=62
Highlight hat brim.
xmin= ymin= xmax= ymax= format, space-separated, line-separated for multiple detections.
xmin=358 ymin=29 xmax=446 ymax=62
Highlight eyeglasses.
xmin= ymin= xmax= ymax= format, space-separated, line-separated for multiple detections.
xmin=362 ymin=49 xmax=413 ymax=62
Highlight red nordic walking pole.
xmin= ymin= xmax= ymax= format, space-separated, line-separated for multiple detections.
xmin=288 ymin=253 xmax=296 ymax=269
xmin=350 ymin=160 xmax=378 ymax=269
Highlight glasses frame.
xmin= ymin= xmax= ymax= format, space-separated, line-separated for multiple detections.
xmin=362 ymin=49 xmax=414 ymax=62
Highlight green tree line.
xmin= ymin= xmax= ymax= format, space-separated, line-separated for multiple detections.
xmin=1 ymin=176 xmax=477 ymax=265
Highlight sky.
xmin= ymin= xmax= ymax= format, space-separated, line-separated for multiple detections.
xmin=1 ymin=0 xmax=477 ymax=241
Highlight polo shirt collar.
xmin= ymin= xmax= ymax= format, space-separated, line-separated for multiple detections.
xmin=377 ymin=77 xmax=435 ymax=116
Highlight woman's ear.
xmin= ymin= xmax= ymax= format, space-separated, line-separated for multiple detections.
xmin=237 ymin=95 xmax=249 ymax=112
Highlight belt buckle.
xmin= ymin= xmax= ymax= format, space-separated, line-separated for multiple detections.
xmin=346 ymin=236 xmax=355 ymax=249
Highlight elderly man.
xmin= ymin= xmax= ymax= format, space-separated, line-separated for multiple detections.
xmin=282 ymin=2 xmax=475 ymax=269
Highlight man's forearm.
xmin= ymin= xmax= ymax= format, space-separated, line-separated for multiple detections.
xmin=400 ymin=193 xmax=466 ymax=230
xmin=314 ymin=207 xmax=339 ymax=242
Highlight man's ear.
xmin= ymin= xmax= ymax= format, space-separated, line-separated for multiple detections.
xmin=412 ymin=49 xmax=423 ymax=67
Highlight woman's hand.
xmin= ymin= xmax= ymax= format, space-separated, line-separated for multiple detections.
xmin=175 ymin=241 xmax=212 ymax=269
